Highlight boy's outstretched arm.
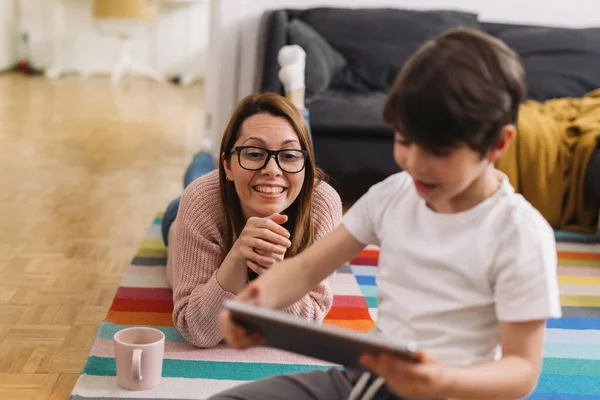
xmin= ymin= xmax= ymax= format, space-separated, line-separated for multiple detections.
xmin=243 ymin=224 xmax=367 ymax=310
xmin=220 ymin=225 xmax=366 ymax=350
xmin=361 ymin=319 xmax=546 ymax=400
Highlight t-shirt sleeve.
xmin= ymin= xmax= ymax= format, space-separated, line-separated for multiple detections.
xmin=491 ymin=208 xmax=562 ymax=322
xmin=342 ymin=173 xmax=414 ymax=246
xmin=342 ymin=174 xmax=406 ymax=246
xmin=342 ymin=188 xmax=379 ymax=246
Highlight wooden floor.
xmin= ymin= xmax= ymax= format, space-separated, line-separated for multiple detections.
xmin=0 ymin=73 xmax=205 ymax=399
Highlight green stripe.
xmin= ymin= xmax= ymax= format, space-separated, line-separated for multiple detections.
xmin=542 ymin=357 xmax=600 ymax=376
xmin=559 ymin=259 xmax=600 ymax=268
xmin=83 ymin=356 xmax=336 ymax=380
xmin=366 ymin=297 xmax=378 ymax=308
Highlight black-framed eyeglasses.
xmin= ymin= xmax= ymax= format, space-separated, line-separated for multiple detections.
xmin=230 ymin=146 xmax=308 ymax=173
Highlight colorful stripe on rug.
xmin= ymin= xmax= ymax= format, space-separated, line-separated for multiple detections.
xmin=71 ymin=216 xmax=600 ymax=399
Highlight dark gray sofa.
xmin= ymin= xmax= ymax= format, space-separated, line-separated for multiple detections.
xmin=259 ymin=7 xmax=600 ymax=205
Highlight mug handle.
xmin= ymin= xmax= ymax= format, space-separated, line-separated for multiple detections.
xmin=132 ymin=349 xmax=143 ymax=380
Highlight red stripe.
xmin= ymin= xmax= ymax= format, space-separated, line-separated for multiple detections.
xmin=325 ymin=307 xmax=372 ymax=320
xmin=557 ymin=251 xmax=600 ymax=261
xmin=358 ymin=249 xmax=380 ymax=258
xmin=115 ymin=287 xmax=173 ymax=301
xmin=111 ymin=298 xmax=173 ymax=313
xmin=332 ymin=295 xmax=368 ymax=308
xmin=349 ymin=256 xmax=378 ymax=266
xmin=106 ymin=310 xmax=174 ymax=326
xmin=323 ymin=319 xmax=374 ymax=333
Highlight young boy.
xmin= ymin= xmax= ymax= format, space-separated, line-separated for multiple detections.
xmin=212 ymin=27 xmax=561 ymax=400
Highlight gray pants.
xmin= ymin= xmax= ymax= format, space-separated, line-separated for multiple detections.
xmin=207 ymin=367 xmax=405 ymax=400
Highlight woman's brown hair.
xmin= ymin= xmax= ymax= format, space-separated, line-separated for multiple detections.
xmin=218 ymin=92 xmax=326 ymax=278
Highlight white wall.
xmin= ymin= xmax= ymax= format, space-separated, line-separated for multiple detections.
xmin=18 ymin=0 xmax=209 ymax=78
xmin=0 ymin=0 xmax=18 ymax=71
xmin=204 ymin=0 xmax=600 ymax=147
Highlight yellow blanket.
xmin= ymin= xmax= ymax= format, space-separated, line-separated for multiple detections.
xmin=496 ymin=90 xmax=600 ymax=234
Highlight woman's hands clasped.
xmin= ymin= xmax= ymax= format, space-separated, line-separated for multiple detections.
xmin=235 ymin=213 xmax=291 ymax=275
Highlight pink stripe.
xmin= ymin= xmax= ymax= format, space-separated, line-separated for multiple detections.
xmin=91 ymin=338 xmax=335 ymax=365
xmin=332 ymin=274 xmax=358 ymax=285
xmin=558 ymin=267 xmax=600 ymax=277
xmin=332 ymin=295 xmax=368 ymax=308
xmin=115 ymin=287 xmax=173 ymax=300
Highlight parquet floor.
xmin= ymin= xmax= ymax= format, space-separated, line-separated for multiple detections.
xmin=0 ymin=73 xmax=205 ymax=399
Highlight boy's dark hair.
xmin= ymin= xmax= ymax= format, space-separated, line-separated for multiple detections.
xmin=383 ymin=27 xmax=526 ymax=155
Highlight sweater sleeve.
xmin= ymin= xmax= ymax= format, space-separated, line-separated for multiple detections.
xmin=168 ymin=173 xmax=234 ymax=348
xmin=280 ymin=180 xmax=343 ymax=321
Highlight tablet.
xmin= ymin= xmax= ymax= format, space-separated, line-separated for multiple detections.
xmin=223 ymin=299 xmax=419 ymax=368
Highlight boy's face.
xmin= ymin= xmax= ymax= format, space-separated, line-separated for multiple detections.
xmin=393 ymin=129 xmax=511 ymax=208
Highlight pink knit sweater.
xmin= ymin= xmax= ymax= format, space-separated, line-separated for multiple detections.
xmin=166 ymin=170 xmax=343 ymax=348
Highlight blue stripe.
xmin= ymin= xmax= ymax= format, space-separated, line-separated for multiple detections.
xmin=545 ymin=329 xmax=600 ymax=345
xmin=83 ymin=356 xmax=333 ymax=380
xmin=355 ymin=276 xmax=376 ymax=286
xmin=535 ymin=374 xmax=600 ymax=396
xmin=366 ymin=297 xmax=378 ymax=308
xmin=97 ymin=322 xmax=188 ymax=343
xmin=544 ymin=343 xmax=600 ymax=360
xmin=528 ymin=394 xmax=600 ymax=400
xmin=554 ymin=230 xmax=600 ymax=243
xmin=359 ymin=285 xmax=378 ymax=297
xmin=547 ymin=317 xmax=600 ymax=330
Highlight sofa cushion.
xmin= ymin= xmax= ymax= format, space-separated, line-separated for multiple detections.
xmin=288 ymin=19 xmax=347 ymax=97
xmin=495 ymin=27 xmax=600 ymax=101
xmin=307 ymin=90 xmax=390 ymax=137
xmin=299 ymin=8 xmax=480 ymax=91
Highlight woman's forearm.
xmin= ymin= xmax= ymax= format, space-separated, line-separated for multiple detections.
xmin=216 ymin=244 xmax=249 ymax=295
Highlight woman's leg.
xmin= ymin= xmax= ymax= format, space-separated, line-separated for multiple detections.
xmin=278 ymin=45 xmax=313 ymax=145
xmin=161 ymin=196 xmax=180 ymax=247
xmin=183 ymin=150 xmax=217 ymax=188
xmin=300 ymin=107 xmax=313 ymax=146
xmin=162 ymin=142 xmax=217 ymax=246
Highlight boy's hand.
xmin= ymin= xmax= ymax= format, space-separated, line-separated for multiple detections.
xmin=359 ymin=350 xmax=449 ymax=399
xmin=219 ymin=285 xmax=266 ymax=350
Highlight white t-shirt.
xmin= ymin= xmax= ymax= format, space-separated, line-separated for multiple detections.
xmin=342 ymin=170 xmax=562 ymax=366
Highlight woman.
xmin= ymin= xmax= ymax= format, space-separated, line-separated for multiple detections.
xmin=165 ymin=90 xmax=342 ymax=348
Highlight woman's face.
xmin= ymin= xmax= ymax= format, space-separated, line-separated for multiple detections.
xmin=223 ymin=113 xmax=306 ymax=219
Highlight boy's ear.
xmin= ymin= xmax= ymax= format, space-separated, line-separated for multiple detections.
xmin=487 ymin=124 xmax=516 ymax=163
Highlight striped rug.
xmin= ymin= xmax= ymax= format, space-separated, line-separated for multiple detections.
xmin=71 ymin=216 xmax=600 ymax=400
